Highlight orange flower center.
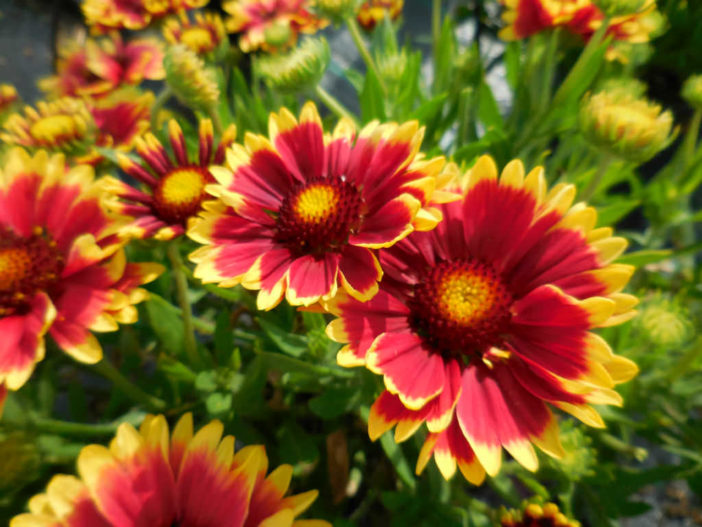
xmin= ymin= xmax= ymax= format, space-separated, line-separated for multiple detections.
xmin=29 ymin=115 xmax=81 ymax=146
xmin=181 ymin=27 xmax=215 ymax=53
xmin=0 ymin=228 xmax=64 ymax=316
xmin=153 ymin=167 xmax=208 ymax=225
xmin=276 ymin=178 xmax=363 ymax=256
xmin=409 ymin=259 xmax=512 ymax=359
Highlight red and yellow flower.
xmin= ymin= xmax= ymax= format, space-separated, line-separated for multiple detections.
xmin=82 ymin=0 xmax=209 ymax=32
xmin=89 ymin=88 xmax=154 ymax=155
xmin=1 ymin=98 xmax=96 ymax=158
xmin=104 ymin=119 xmax=238 ymax=240
xmin=0 ymin=148 xmax=162 ymax=391
xmin=0 ymin=84 xmax=19 ymax=116
xmin=357 ymin=0 xmax=404 ymax=31
xmin=499 ymin=0 xmax=658 ymax=47
xmin=501 ymin=502 xmax=580 ymax=527
xmin=10 ymin=413 xmax=331 ymax=527
xmin=163 ymin=11 xmax=228 ymax=55
xmin=40 ymin=33 xmax=164 ymax=99
xmin=188 ymin=102 xmax=455 ymax=310
xmin=224 ymin=0 xmax=329 ymax=52
xmin=326 ymin=156 xmax=638 ymax=483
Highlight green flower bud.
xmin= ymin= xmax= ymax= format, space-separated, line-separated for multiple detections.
xmin=580 ymin=89 xmax=675 ymax=163
xmin=312 ymin=0 xmax=359 ymax=24
xmin=377 ymin=50 xmax=408 ymax=86
xmin=637 ymin=295 xmax=694 ymax=348
xmin=682 ymin=74 xmax=702 ymax=112
xmin=257 ymin=37 xmax=330 ymax=94
xmin=592 ymin=0 xmax=649 ymax=17
xmin=264 ymin=19 xmax=294 ymax=50
xmin=164 ymin=45 xmax=219 ymax=112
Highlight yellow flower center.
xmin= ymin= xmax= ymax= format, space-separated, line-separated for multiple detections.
xmin=153 ymin=167 xmax=208 ymax=225
xmin=181 ymin=27 xmax=215 ymax=53
xmin=293 ymin=184 xmax=340 ymax=224
xmin=29 ymin=115 xmax=79 ymax=145
xmin=0 ymin=247 xmax=31 ymax=293
xmin=436 ymin=268 xmax=501 ymax=326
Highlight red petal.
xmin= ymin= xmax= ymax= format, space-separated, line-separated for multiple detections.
xmin=286 ymin=253 xmax=340 ymax=305
xmin=338 ymin=245 xmax=381 ymax=300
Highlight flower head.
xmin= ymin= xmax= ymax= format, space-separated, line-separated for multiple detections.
xmin=10 ymin=413 xmax=330 ymax=527
xmin=1 ymin=98 xmax=96 ymax=158
xmin=106 ymin=119 xmax=237 ymax=240
xmin=189 ymin=102 xmax=454 ymax=310
xmin=0 ymin=84 xmax=20 ymax=119
xmin=0 ymin=149 xmax=162 ymax=390
xmin=311 ymin=0 xmax=359 ymax=24
xmin=40 ymin=32 xmax=164 ymax=99
xmin=327 ymin=156 xmax=638 ymax=483
xmin=90 ymin=88 xmax=154 ymax=155
xmin=501 ymin=502 xmax=580 ymax=527
xmin=580 ymin=89 xmax=674 ymax=162
xmin=357 ymin=0 xmax=404 ymax=30
xmin=682 ymin=74 xmax=702 ymax=111
xmin=256 ymin=37 xmax=330 ymax=93
xmin=82 ymin=0 xmax=209 ymax=32
xmin=224 ymin=0 xmax=329 ymax=52
xmin=164 ymin=44 xmax=220 ymax=111
xmin=163 ymin=11 xmax=228 ymax=56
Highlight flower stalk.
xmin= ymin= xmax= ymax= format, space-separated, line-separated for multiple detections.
xmin=92 ymin=359 xmax=166 ymax=411
xmin=345 ymin=16 xmax=387 ymax=93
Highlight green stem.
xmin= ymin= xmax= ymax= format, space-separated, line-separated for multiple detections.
xmin=314 ymin=85 xmax=359 ymax=127
xmin=581 ymin=154 xmax=614 ymax=201
xmin=345 ymin=16 xmax=387 ymax=94
xmin=0 ymin=417 xmax=118 ymax=437
xmin=539 ymin=28 xmax=561 ymax=112
xmin=167 ymin=242 xmax=203 ymax=369
xmin=599 ymin=433 xmax=647 ymax=461
xmin=682 ymin=108 xmax=702 ymax=172
xmin=432 ymin=0 xmax=442 ymax=59
xmin=207 ymin=103 xmax=224 ymax=136
xmin=150 ymin=87 xmax=172 ymax=132
xmin=92 ymin=360 xmax=166 ymax=411
xmin=668 ymin=337 xmax=702 ymax=382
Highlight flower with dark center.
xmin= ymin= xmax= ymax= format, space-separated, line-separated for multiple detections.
xmin=0 ymin=148 xmax=162 ymax=391
xmin=11 ymin=414 xmax=331 ymax=527
xmin=326 ymin=156 xmax=639 ymax=483
xmin=104 ymin=119 xmax=237 ymax=240
xmin=501 ymin=502 xmax=580 ymax=527
xmin=188 ymin=102 xmax=455 ymax=309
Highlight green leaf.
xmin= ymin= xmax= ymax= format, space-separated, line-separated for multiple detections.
xmin=257 ymin=317 xmax=308 ymax=357
xmin=360 ymin=67 xmax=386 ymax=123
xmin=158 ymin=356 xmax=197 ymax=384
xmin=309 ymin=386 xmax=361 ymax=419
xmin=433 ymin=17 xmax=456 ymax=95
xmin=258 ymin=351 xmax=353 ymax=378
xmin=597 ymin=200 xmax=640 ymax=226
xmin=195 ymin=370 xmax=218 ymax=392
xmin=277 ymin=421 xmax=319 ymax=465
xmin=410 ymin=93 xmax=448 ymax=124
xmin=504 ymin=41 xmax=521 ymax=90
xmin=206 ymin=392 xmax=233 ymax=416
xmin=477 ymin=79 xmax=504 ymax=131
xmin=617 ymin=249 xmax=673 ymax=266
xmin=144 ymin=294 xmax=185 ymax=356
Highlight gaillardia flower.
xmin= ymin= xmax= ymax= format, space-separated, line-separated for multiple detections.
xmin=40 ymin=33 xmax=165 ymax=99
xmin=163 ymin=11 xmax=228 ymax=56
xmin=105 ymin=119 xmax=237 ymax=240
xmin=188 ymin=102 xmax=454 ymax=310
xmin=326 ymin=156 xmax=638 ymax=483
xmin=224 ymin=0 xmax=329 ymax=52
xmin=82 ymin=0 xmax=209 ymax=32
xmin=10 ymin=413 xmax=331 ymax=527
xmin=357 ymin=0 xmax=404 ymax=31
xmin=1 ymin=98 xmax=96 ymax=158
xmin=89 ymin=88 xmax=154 ymax=155
xmin=580 ymin=89 xmax=674 ymax=163
xmin=501 ymin=502 xmax=579 ymax=527
xmin=0 ymin=149 xmax=162 ymax=390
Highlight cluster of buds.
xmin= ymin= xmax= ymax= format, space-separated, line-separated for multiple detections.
xmin=580 ymin=89 xmax=674 ymax=163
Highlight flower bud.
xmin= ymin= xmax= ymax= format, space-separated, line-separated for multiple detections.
xmin=682 ymin=74 xmax=702 ymax=112
xmin=257 ymin=37 xmax=330 ymax=94
xmin=264 ymin=19 xmax=294 ymax=49
xmin=580 ymin=89 xmax=675 ymax=163
xmin=592 ymin=0 xmax=650 ymax=17
xmin=637 ymin=295 xmax=694 ymax=349
xmin=312 ymin=0 xmax=359 ymax=24
xmin=164 ymin=44 xmax=219 ymax=112
xmin=501 ymin=500 xmax=580 ymax=527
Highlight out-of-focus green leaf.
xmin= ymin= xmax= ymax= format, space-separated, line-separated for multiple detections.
xmin=309 ymin=386 xmax=361 ymax=419
xmin=597 ymin=200 xmax=640 ymax=226
xmin=360 ymin=67 xmax=386 ymax=122
xmin=145 ymin=293 xmax=185 ymax=356
xmin=277 ymin=421 xmax=319 ymax=465
xmin=617 ymin=249 xmax=673 ymax=266
xmin=257 ymin=317 xmax=308 ymax=357
xmin=477 ymin=79 xmax=504 ymax=132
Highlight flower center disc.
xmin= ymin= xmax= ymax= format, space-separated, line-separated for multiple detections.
xmin=181 ymin=27 xmax=215 ymax=53
xmin=276 ymin=178 xmax=363 ymax=256
xmin=153 ymin=167 xmax=208 ymax=225
xmin=29 ymin=115 xmax=80 ymax=146
xmin=409 ymin=259 xmax=513 ymax=359
xmin=0 ymin=229 xmax=64 ymax=315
